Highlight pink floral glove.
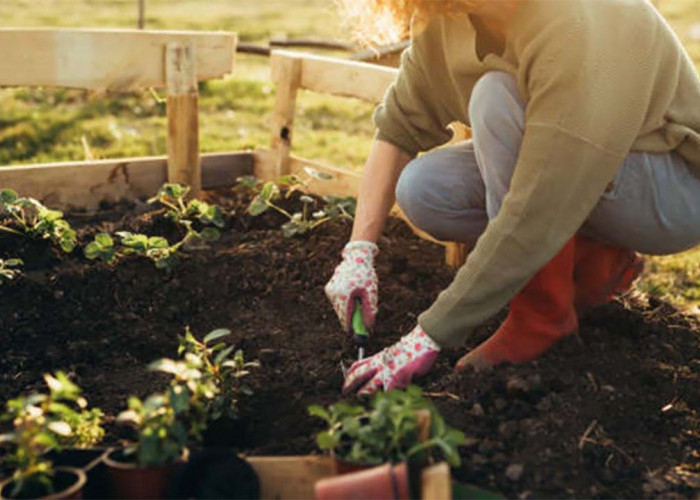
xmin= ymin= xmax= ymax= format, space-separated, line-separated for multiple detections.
xmin=324 ymin=241 xmax=379 ymax=331
xmin=342 ymin=325 xmax=441 ymax=395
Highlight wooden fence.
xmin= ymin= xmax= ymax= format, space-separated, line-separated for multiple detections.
xmin=0 ymin=28 xmax=467 ymax=267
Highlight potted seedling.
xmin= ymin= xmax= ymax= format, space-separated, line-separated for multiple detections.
xmin=152 ymin=328 xmax=258 ymax=447
xmin=309 ymin=386 xmax=465 ymax=499
xmin=0 ymin=372 xmax=104 ymax=500
xmin=105 ymin=393 xmax=189 ymax=499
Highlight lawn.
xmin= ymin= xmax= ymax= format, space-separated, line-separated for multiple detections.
xmin=1 ymin=0 xmax=700 ymax=310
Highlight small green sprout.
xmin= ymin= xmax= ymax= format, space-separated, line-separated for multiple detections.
xmin=0 ymin=258 xmax=23 ymax=285
xmin=148 ymin=183 xmax=225 ymax=230
xmin=84 ymin=233 xmax=117 ymax=264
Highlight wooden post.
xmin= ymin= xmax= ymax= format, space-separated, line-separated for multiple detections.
xmin=137 ymin=0 xmax=145 ymax=29
xmin=166 ymin=42 xmax=201 ymax=196
xmin=445 ymin=243 xmax=468 ymax=269
xmin=270 ymin=53 xmax=302 ymax=179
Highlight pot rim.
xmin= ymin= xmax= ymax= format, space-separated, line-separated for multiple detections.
xmin=0 ymin=466 xmax=86 ymax=500
xmin=103 ymin=447 xmax=189 ymax=471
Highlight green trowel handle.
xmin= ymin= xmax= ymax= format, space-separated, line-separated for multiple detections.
xmin=352 ymin=298 xmax=369 ymax=345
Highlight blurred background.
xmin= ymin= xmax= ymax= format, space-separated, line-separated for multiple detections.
xmin=1 ymin=0 xmax=699 ymax=309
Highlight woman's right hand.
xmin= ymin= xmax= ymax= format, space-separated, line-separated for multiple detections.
xmin=324 ymin=241 xmax=379 ymax=332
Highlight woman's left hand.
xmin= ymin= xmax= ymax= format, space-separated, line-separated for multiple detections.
xmin=342 ymin=325 xmax=441 ymax=395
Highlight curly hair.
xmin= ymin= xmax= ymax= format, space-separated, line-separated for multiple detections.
xmin=335 ymin=0 xmax=466 ymax=46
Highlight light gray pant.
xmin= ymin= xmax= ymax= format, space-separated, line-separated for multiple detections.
xmin=396 ymin=72 xmax=700 ymax=255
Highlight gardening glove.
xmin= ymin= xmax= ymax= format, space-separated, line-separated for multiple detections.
xmin=343 ymin=325 xmax=440 ymax=395
xmin=324 ymin=240 xmax=379 ymax=331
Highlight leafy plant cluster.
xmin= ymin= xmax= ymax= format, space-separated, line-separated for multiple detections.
xmin=0 ymin=372 xmax=104 ymax=498
xmin=309 ymin=385 xmax=465 ymax=468
xmin=0 ymin=189 xmax=78 ymax=283
xmin=84 ymin=183 xmax=225 ymax=271
xmin=244 ymin=168 xmax=356 ymax=238
xmin=117 ymin=328 xmax=257 ymax=467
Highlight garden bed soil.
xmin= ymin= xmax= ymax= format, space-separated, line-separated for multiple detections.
xmin=0 ymin=189 xmax=699 ymax=499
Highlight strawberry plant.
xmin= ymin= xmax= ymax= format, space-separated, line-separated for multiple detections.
xmin=308 ymin=385 xmax=465 ymax=468
xmin=0 ymin=258 xmax=23 ymax=285
xmin=247 ymin=168 xmax=355 ymax=237
xmin=116 ymin=231 xmax=180 ymax=270
xmin=0 ymin=372 xmax=104 ymax=498
xmin=83 ymin=233 xmax=117 ymax=264
xmin=0 ymin=189 xmax=76 ymax=253
xmin=148 ymin=183 xmax=225 ymax=231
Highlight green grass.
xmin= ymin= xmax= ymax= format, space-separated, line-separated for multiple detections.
xmin=1 ymin=0 xmax=700 ymax=310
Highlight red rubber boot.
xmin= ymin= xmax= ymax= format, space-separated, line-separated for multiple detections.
xmin=574 ymin=236 xmax=644 ymax=314
xmin=455 ymin=239 xmax=578 ymax=371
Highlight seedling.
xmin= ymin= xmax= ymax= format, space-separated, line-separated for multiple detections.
xmin=308 ymin=385 xmax=465 ymax=467
xmin=148 ymin=183 xmax=225 ymax=231
xmin=247 ymin=167 xmax=355 ymax=238
xmin=0 ymin=258 xmax=23 ymax=285
xmin=148 ymin=328 xmax=258 ymax=442
xmin=116 ymin=394 xmax=187 ymax=467
xmin=0 ymin=188 xmax=77 ymax=253
xmin=83 ymin=233 xmax=117 ymax=264
xmin=0 ymin=372 xmax=104 ymax=498
xmin=117 ymin=231 xmax=180 ymax=270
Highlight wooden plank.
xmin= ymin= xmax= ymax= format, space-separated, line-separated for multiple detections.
xmin=255 ymin=148 xmax=361 ymax=199
xmin=421 ymin=463 xmax=452 ymax=500
xmin=247 ymin=456 xmax=335 ymax=500
xmin=0 ymin=152 xmax=254 ymax=210
xmin=166 ymin=42 xmax=201 ymax=196
xmin=269 ymin=55 xmax=302 ymax=179
xmin=271 ymin=50 xmax=397 ymax=103
xmin=0 ymin=28 xmax=236 ymax=91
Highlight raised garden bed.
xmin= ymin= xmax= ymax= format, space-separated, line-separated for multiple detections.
xmin=0 ymin=188 xmax=699 ymax=498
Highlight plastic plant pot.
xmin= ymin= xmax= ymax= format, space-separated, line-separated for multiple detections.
xmin=0 ymin=467 xmax=87 ymax=500
xmin=315 ymin=462 xmax=410 ymax=500
xmin=103 ymin=448 xmax=188 ymax=500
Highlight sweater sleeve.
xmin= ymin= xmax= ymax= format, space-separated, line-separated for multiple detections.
xmin=419 ymin=6 xmax=660 ymax=347
xmin=373 ymin=20 xmax=452 ymax=157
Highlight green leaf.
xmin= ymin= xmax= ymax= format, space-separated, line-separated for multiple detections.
xmin=247 ymin=196 xmax=269 ymax=216
xmin=203 ymin=328 xmax=231 ymax=344
xmin=316 ymin=431 xmax=338 ymax=450
xmin=214 ymin=346 xmax=235 ymax=365
xmin=259 ymin=181 xmax=277 ymax=202
xmin=5 ymin=258 xmax=23 ymax=267
xmin=299 ymin=195 xmax=315 ymax=205
xmin=148 ymin=236 xmax=169 ymax=248
xmin=168 ymin=386 xmax=190 ymax=414
xmin=148 ymin=358 xmax=180 ymax=375
xmin=95 ymin=233 xmax=113 ymax=247
xmin=0 ymin=188 xmax=18 ymax=205
xmin=84 ymin=242 xmax=101 ymax=259
xmin=307 ymin=405 xmax=331 ymax=422
xmin=48 ymin=421 xmax=72 ymax=436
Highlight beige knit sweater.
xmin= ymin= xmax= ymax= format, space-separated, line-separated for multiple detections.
xmin=373 ymin=0 xmax=700 ymax=347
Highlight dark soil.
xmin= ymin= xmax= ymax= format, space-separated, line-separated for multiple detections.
xmin=1 ymin=189 xmax=699 ymax=499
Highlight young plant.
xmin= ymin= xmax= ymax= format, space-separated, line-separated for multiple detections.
xmin=148 ymin=183 xmax=225 ymax=231
xmin=116 ymin=394 xmax=187 ymax=467
xmin=247 ymin=168 xmax=355 ymax=237
xmin=0 ymin=372 xmax=104 ymax=498
xmin=308 ymin=385 xmax=465 ymax=468
xmin=0 ymin=189 xmax=76 ymax=253
xmin=83 ymin=233 xmax=117 ymax=264
xmin=115 ymin=231 xmax=180 ymax=271
xmin=148 ymin=328 xmax=258 ymax=443
xmin=0 ymin=258 xmax=23 ymax=285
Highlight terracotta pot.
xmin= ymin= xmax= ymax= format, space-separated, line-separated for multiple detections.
xmin=0 ymin=467 xmax=86 ymax=500
xmin=103 ymin=448 xmax=187 ymax=499
xmin=332 ymin=457 xmax=377 ymax=475
xmin=315 ymin=462 xmax=410 ymax=500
